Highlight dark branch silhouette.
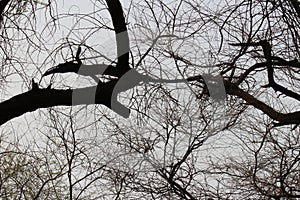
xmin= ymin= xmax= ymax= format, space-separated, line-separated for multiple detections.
xmin=0 ymin=0 xmax=10 ymax=22
xmin=231 ymin=41 xmax=300 ymax=101
xmin=0 ymin=0 xmax=131 ymax=124
xmin=105 ymin=0 xmax=130 ymax=72
xmin=0 ymin=1 xmax=299 ymax=129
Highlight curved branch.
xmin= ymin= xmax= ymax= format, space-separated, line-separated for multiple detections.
xmin=105 ymin=0 xmax=130 ymax=71
xmin=224 ymin=80 xmax=300 ymax=125
xmin=232 ymin=41 xmax=300 ymax=101
xmin=235 ymin=62 xmax=266 ymax=85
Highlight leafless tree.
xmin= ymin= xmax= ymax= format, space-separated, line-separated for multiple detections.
xmin=0 ymin=0 xmax=299 ymax=199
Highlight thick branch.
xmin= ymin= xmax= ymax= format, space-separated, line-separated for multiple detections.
xmin=260 ymin=40 xmax=300 ymax=101
xmin=271 ymin=56 xmax=300 ymax=68
xmin=188 ymin=73 xmax=300 ymax=125
xmin=43 ymin=62 xmax=126 ymax=78
xmin=0 ymin=0 xmax=10 ymax=22
xmin=231 ymin=41 xmax=300 ymax=101
xmin=1 ymin=73 xmax=299 ymax=126
xmin=224 ymin=80 xmax=300 ymax=125
xmin=0 ymin=83 xmax=122 ymax=125
xmin=105 ymin=0 xmax=130 ymax=71
xmin=236 ymin=59 xmax=300 ymax=85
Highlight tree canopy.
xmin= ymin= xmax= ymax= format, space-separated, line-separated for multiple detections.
xmin=0 ymin=0 xmax=299 ymax=199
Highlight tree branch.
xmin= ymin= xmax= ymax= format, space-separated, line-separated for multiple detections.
xmin=0 ymin=82 xmax=124 ymax=125
xmin=105 ymin=0 xmax=130 ymax=72
xmin=289 ymin=0 xmax=300 ymax=19
xmin=0 ymin=0 xmax=10 ymax=22
xmin=231 ymin=41 xmax=300 ymax=101
xmin=1 ymin=73 xmax=299 ymax=126
xmin=224 ymin=80 xmax=300 ymax=125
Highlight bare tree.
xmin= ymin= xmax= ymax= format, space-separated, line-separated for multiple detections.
xmin=0 ymin=0 xmax=299 ymax=199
